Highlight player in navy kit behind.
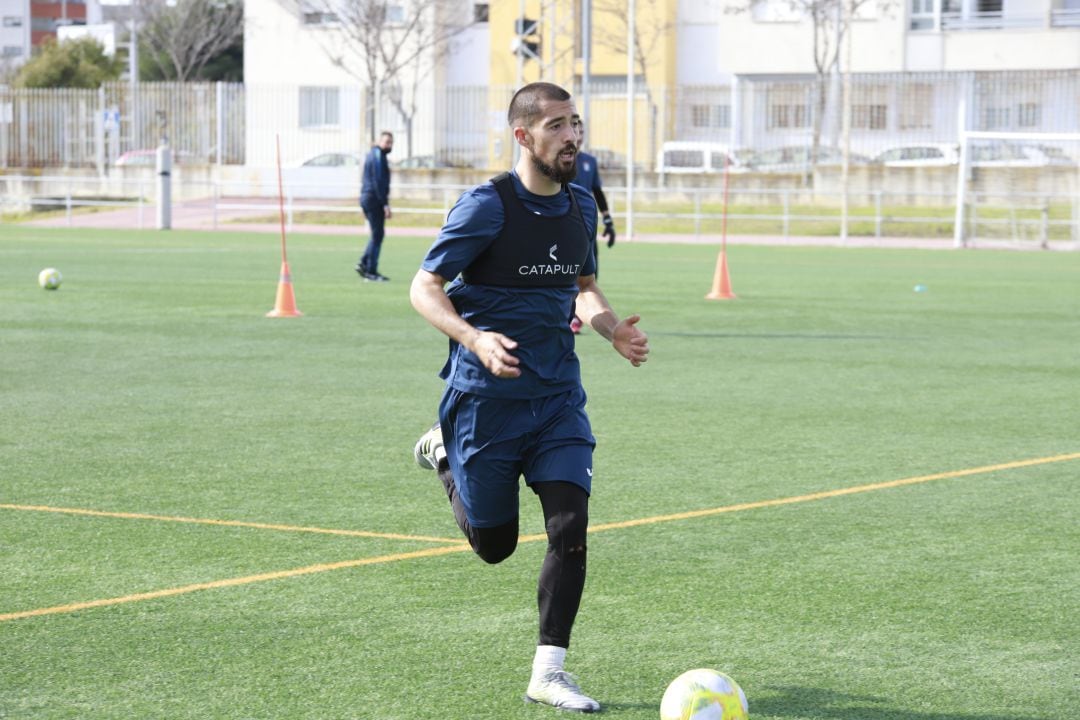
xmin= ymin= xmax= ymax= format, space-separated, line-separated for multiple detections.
xmin=570 ymin=125 xmax=616 ymax=333
xmin=409 ymin=82 xmax=649 ymax=713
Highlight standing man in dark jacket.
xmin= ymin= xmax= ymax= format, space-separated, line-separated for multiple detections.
xmin=357 ymin=131 xmax=393 ymax=282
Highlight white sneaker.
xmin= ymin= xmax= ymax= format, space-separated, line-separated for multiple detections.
xmin=413 ymin=423 xmax=446 ymax=470
xmin=525 ymin=670 xmax=601 ymax=713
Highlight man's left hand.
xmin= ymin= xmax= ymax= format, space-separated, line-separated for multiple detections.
xmin=612 ymin=314 xmax=649 ymax=367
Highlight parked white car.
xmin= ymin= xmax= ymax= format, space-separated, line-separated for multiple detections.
xmin=300 ymin=152 xmax=364 ymax=168
xmin=969 ymin=143 xmax=1075 ymax=167
xmin=656 ymin=141 xmax=748 ymax=174
xmin=287 ymin=152 xmax=364 ymax=199
xmin=873 ymin=144 xmax=960 ymax=167
xmin=748 ymin=145 xmax=872 ymax=172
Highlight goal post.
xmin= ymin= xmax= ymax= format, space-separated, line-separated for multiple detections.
xmin=954 ymin=130 xmax=1080 ymax=250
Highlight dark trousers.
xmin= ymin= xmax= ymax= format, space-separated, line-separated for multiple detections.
xmin=359 ymin=198 xmax=385 ymax=273
xmin=437 ymin=462 xmax=588 ymax=648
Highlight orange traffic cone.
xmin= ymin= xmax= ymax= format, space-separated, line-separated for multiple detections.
xmin=705 ymin=249 xmax=737 ymax=300
xmin=266 ymin=260 xmax=302 ymax=317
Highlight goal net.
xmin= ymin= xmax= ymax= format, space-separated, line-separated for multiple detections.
xmin=954 ymin=131 xmax=1080 ymax=249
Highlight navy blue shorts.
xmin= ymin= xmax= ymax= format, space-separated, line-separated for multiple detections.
xmin=438 ymin=386 xmax=595 ymax=528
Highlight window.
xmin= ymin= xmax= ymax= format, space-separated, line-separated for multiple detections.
xmin=1052 ymin=0 xmax=1080 ymax=28
xmin=2 ymin=46 xmax=22 ymax=57
xmin=853 ymin=104 xmax=888 ymax=130
xmin=982 ymin=106 xmax=1010 ymax=130
xmin=852 ymin=85 xmax=888 ymax=131
xmin=769 ymin=104 xmax=808 ymax=129
xmin=910 ymin=0 xmax=935 ymax=30
xmin=3 ymin=16 xmax=22 ymax=27
xmin=302 ymin=11 xmax=338 ymax=24
xmin=899 ymin=83 xmax=934 ymax=130
xmin=1017 ymin=102 xmax=1041 ymax=128
xmin=386 ymin=4 xmax=405 ymax=23
xmin=767 ymin=86 xmax=810 ymax=130
xmin=691 ymin=104 xmax=731 ymax=129
xmin=299 ymin=87 xmax=340 ymax=128
xmin=473 ymin=3 xmax=488 ymax=23
xmin=299 ymin=1 xmax=337 ymax=24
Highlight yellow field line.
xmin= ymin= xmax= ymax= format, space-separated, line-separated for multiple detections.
xmin=3 ymin=452 xmax=1077 ymax=623
xmin=0 ymin=504 xmax=463 ymax=544
xmin=519 ymin=452 xmax=1080 ymax=541
xmin=0 ymin=543 xmax=472 ymax=622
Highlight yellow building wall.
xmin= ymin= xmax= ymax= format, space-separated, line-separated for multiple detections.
xmin=486 ymin=0 xmax=678 ymax=170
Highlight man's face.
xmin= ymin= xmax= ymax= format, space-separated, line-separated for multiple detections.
xmin=522 ymin=98 xmax=581 ymax=184
xmin=379 ymin=135 xmax=394 ymax=154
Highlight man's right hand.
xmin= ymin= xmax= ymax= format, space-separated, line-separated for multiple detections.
xmin=469 ymin=331 xmax=521 ymax=379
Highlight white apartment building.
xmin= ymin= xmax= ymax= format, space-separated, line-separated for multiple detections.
xmin=696 ymin=0 xmax=1080 ymax=75
xmin=672 ymin=0 xmax=1079 ymax=157
xmin=0 ymin=0 xmax=31 ymax=69
xmin=243 ymin=0 xmax=487 ymax=166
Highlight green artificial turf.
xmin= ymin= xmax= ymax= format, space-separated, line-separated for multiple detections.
xmin=1 ymin=226 xmax=1077 ymax=719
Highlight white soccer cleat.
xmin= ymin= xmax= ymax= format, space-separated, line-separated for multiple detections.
xmin=525 ymin=670 xmax=601 ymax=713
xmin=413 ymin=423 xmax=446 ymax=470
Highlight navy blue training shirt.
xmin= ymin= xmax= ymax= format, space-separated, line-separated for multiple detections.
xmin=421 ymin=171 xmax=598 ymax=400
xmin=574 ymin=151 xmax=603 ymax=197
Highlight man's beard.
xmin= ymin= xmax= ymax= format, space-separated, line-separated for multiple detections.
xmin=531 ymin=148 xmax=577 ymax=185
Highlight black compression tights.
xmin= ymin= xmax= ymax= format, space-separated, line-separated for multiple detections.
xmin=437 ymin=462 xmax=589 ymax=648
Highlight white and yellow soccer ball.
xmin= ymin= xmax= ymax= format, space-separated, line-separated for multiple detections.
xmin=38 ymin=267 xmax=62 ymax=290
xmin=660 ymin=668 xmax=748 ymax=720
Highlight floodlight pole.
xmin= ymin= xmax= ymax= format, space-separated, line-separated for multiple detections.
xmin=581 ymin=0 xmax=591 ymax=133
xmin=128 ymin=17 xmax=139 ymax=151
xmin=953 ymin=97 xmax=969 ymax=248
xmin=840 ymin=0 xmax=853 ymax=244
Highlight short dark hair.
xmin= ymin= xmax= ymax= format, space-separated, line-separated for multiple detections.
xmin=507 ymin=82 xmax=572 ymax=128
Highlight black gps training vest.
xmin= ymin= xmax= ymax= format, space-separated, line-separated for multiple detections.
xmin=460 ymin=172 xmax=591 ymax=288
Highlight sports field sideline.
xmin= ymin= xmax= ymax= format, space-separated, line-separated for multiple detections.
xmin=2 ymin=225 xmax=1077 ymax=719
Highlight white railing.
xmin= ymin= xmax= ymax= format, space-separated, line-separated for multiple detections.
xmin=5 ymin=176 xmax=1077 ymax=246
xmin=1051 ymin=8 xmax=1080 ymax=27
xmin=940 ymin=11 xmax=1045 ymax=30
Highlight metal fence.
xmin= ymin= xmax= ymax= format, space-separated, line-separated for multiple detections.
xmin=1 ymin=69 xmax=1077 ymax=175
xmin=4 ymin=171 xmax=1077 ymax=247
xmin=0 ymin=82 xmax=245 ymax=169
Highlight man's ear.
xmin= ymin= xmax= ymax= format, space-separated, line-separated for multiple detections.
xmin=514 ymin=126 xmax=532 ymax=150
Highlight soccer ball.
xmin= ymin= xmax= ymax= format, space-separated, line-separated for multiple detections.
xmin=38 ymin=267 xmax=62 ymax=290
xmin=660 ymin=669 xmax=748 ymax=720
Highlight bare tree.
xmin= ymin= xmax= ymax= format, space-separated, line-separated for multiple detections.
xmin=309 ymin=0 xmax=474 ymax=152
xmin=135 ymin=0 xmax=244 ymax=82
xmin=592 ymin=0 xmax=674 ymax=170
xmin=728 ymin=0 xmax=891 ymax=166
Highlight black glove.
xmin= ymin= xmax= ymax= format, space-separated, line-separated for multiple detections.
xmin=602 ymin=215 xmax=616 ymax=248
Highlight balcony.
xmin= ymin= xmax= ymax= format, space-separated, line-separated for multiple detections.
xmin=911 ymin=7 xmax=1080 ymax=32
xmin=1051 ymin=8 xmax=1080 ymax=27
xmin=939 ymin=11 xmax=1044 ymax=30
